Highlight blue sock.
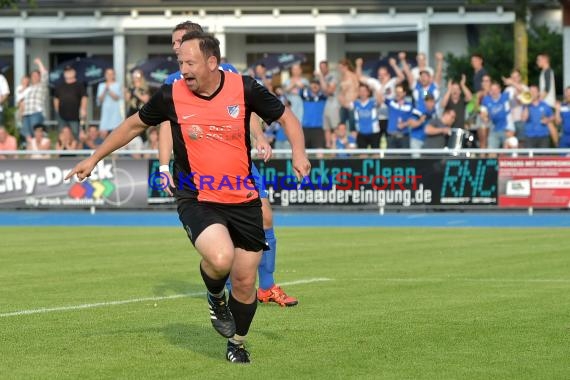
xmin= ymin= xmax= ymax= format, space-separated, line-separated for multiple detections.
xmin=258 ymin=228 xmax=276 ymax=290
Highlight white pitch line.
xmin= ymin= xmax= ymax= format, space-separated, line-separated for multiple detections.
xmin=0 ymin=277 xmax=332 ymax=318
xmin=380 ymin=278 xmax=570 ymax=283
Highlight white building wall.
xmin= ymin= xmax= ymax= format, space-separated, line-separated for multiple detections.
xmin=126 ymin=35 xmax=149 ymax=69
xmin=226 ymin=34 xmax=247 ymax=71
xmin=430 ymin=25 xmax=469 ymax=61
xmin=532 ymin=9 xmax=562 ymax=32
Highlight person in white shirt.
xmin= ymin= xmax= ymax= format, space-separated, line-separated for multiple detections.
xmin=0 ymin=73 xmax=10 ymax=125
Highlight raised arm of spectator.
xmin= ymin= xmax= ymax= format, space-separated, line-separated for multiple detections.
xmin=389 ymin=57 xmax=405 ymax=84
xmin=355 ymin=58 xmax=364 ymax=79
xmin=433 ymin=52 xmax=444 ymax=86
xmin=440 ymin=80 xmax=453 ymax=109
xmin=460 ymin=74 xmax=473 ymax=102
xmin=34 ymin=58 xmax=46 ymax=74
xmin=399 ymin=51 xmax=414 ymax=88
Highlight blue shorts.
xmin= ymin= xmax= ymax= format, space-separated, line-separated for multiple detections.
xmin=251 ymin=163 xmax=268 ymax=198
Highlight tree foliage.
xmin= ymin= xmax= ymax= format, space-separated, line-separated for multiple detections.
xmin=0 ymin=0 xmax=35 ymax=9
xmin=445 ymin=24 xmax=562 ymax=94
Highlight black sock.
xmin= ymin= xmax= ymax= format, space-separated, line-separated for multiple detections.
xmin=228 ymin=292 xmax=257 ymax=337
xmin=200 ymin=262 xmax=229 ymax=297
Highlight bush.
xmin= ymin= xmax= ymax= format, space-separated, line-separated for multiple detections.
xmin=445 ymin=24 xmax=562 ymax=94
xmin=2 ymin=105 xmax=18 ymax=137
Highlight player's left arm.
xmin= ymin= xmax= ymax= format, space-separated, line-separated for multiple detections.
xmin=250 ymin=113 xmax=272 ymax=162
xmin=244 ymin=77 xmax=310 ymax=180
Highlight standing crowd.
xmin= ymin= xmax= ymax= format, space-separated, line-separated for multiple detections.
xmin=1 ymin=51 xmax=570 ymax=158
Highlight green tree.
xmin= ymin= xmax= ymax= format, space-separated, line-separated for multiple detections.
xmin=445 ymin=25 xmax=514 ymax=83
xmin=527 ymin=24 xmax=563 ymax=92
xmin=0 ymin=0 xmax=34 ymax=9
xmin=445 ymin=24 xmax=562 ymax=94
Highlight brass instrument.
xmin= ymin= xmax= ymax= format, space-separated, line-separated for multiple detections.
xmin=517 ymin=91 xmax=532 ymax=105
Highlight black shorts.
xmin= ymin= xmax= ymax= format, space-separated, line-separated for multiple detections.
xmin=303 ymin=127 xmax=326 ymax=149
xmin=177 ymin=197 xmax=267 ymax=252
xmin=357 ymin=132 xmax=381 ymax=149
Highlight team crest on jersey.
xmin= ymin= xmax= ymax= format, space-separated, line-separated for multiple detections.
xmin=187 ymin=125 xmax=203 ymax=140
xmin=227 ymin=105 xmax=240 ymax=118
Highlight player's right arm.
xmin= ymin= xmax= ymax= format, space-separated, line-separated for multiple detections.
xmin=66 ymin=86 xmax=169 ymax=181
xmin=158 ymin=121 xmax=174 ymax=196
xmin=65 ymin=113 xmax=149 ymax=181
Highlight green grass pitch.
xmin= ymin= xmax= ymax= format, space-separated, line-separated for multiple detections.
xmin=1 ymin=226 xmax=569 ymax=379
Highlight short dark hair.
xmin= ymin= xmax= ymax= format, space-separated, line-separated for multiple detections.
xmin=33 ymin=123 xmax=47 ymax=132
xmin=180 ymin=32 xmax=221 ymax=65
xmin=359 ymin=82 xmax=371 ymax=94
xmin=172 ymin=21 xmax=204 ymax=34
xmin=64 ymin=65 xmax=75 ymax=72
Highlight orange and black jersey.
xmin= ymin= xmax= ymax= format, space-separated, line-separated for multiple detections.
xmin=139 ymin=71 xmax=285 ymax=204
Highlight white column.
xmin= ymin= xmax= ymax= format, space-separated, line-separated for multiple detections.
xmin=215 ymin=28 xmax=227 ymax=60
xmin=314 ymin=26 xmax=327 ymax=71
xmin=416 ymin=19 xmax=430 ymax=57
xmin=113 ymin=29 xmax=126 ymax=92
xmin=13 ymin=29 xmax=26 ymax=101
xmin=564 ymin=27 xmax=570 ymax=87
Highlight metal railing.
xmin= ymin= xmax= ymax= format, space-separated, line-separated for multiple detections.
xmin=2 ymin=148 xmax=570 ymax=157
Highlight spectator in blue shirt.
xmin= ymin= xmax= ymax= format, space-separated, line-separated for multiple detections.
xmin=334 ymin=122 xmax=356 ymax=157
xmin=300 ymin=79 xmax=327 ymax=152
xmin=555 ymin=86 xmax=570 ymax=148
xmin=381 ymin=84 xmax=415 ymax=149
xmin=522 ymin=85 xmax=555 ymax=148
xmin=407 ymin=94 xmax=437 ymax=155
xmin=351 ymin=83 xmax=380 ymax=149
xmin=480 ymin=81 xmax=515 ymax=149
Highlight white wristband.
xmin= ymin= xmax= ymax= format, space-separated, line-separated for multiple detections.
xmin=159 ymin=165 xmax=170 ymax=173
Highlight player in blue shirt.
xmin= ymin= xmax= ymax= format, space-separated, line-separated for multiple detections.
xmin=522 ymin=85 xmax=555 ymax=148
xmin=555 ymin=86 xmax=570 ymax=148
xmin=480 ymin=81 xmax=515 ymax=149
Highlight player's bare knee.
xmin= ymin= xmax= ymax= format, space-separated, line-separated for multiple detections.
xmin=231 ymin=279 xmax=256 ymax=301
xmin=231 ymin=274 xmax=256 ymax=294
xmin=206 ymin=253 xmax=233 ymax=275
